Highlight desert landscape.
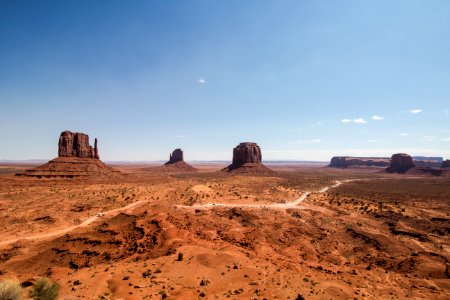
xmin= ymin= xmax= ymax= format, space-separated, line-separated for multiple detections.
xmin=2 ymin=2 xmax=450 ymax=299
xmin=0 ymin=133 xmax=449 ymax=299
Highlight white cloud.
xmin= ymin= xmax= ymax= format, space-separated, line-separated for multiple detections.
xmin=353 ymin=118 xmax=367 ymax=124
xmin=295 ymin=139 xmax=324 ymax=144
xmin=400 ymin=133 xmax=409 ymax=136
xmin=371 ymin=115 xmax=384 ymax=121
xmin=410 ymin=109 xmax=422 ymax=114
xmin=197 ymin=78 xmax=206 ymax=84
xmin=441 ymin=137 xmax=450 ymax=141
xmin=341 ymin=118 xmax=352 ymax=123
xmin=421 ymin=136 xmax=435 ymax=142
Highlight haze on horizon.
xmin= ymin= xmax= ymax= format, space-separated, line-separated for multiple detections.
xmin=1 ymin=0 xmax=449 ymax=162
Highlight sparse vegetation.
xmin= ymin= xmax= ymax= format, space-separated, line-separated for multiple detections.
xmin=176 ymin=252 xmax=184 ymax=261
xmin=0 ymin=279 xmax=22 ymax=300
xmin=29 ymin=278 xmax=60 ymax=300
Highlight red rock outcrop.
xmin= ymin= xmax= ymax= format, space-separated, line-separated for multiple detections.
xmin=442 ymin=160 xmax=450 ymax=168
xmin=165 ymin=149 xmax=184 ymax=165
xmin=144 ymin=148 xmax=198 ymax=172
xmin=58 ymin=131 xmax=99 ymax=159
xmin=223 ymin=142 xmax=272 ymax=173
xmin=18 ymin=130 xmax=119 ymax=178
xmin=386 ymin=153 xmax=415 ymax=174
xmin=329 ymin=157 xmax=390 ymax=168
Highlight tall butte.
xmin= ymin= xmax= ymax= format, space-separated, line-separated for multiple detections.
xmin=385 ymin=153 xmax=415 ymax=174
xmin=222 ymin=142 xmax=272 ymax=173
xmin=19 ymin=131 xmax=119 ymax=178
xmin=153 ymin=148 xmax=198 ymax=172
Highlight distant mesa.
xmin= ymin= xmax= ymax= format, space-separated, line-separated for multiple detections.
xmin=329 ymin=156 xmax=390 ymax=168
xmin=18 ymin=130 xmax=119 ymax=178
xmin=442 ymin=160 xmax=450 ymax=168
xmin=386 ymin=153 xmax=415 ymax=174
xmin=413 ymin=156 xmax=443 ymax=168
xmin=222 ymin=142 xmax=273 ymax=173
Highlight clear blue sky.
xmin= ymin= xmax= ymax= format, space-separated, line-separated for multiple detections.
xmin=1 ymin=0 xmax=449 ymax=161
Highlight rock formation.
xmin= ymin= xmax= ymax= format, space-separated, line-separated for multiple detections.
xmin=58 ymin=131 xmax=99 ymax=159
xmin=386 ymin=153 xmax=415 ymax=174
xmin=329 ymin=157 xmax=390 ymax=168
xmin=18 ymin=130 xmax=118 ymax=178
xmin=165 ymin=149 xmax=184 ymax=165
xmin=223 ymin=142 xmax=272 ymax=173
xmin=146 ymin=148 xmax=198 ymax=172
xmin=442 ymin=160 xmax=450 ymax=168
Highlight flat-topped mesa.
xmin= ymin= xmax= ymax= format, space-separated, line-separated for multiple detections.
xmin=58 ymin=131 xmax=99 ymax=159
xmin=329 ymin=156 xmax=390 ymax=168
xmin=223 ymin=142 xmax=272 ymax=173
xmin=166 ymin=148 xmax=184 ymax=165
xmin=442 ymin=160 xmax=450 ymax=168
xmin=386 ymin=153 xmax=415 ymax=173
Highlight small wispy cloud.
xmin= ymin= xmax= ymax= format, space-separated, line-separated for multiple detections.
xmin=197 ymin=78 xmax=206 ymax=84
xmin=295 ymin=139 xmax=324 ymax=144
xmin=410 ymin=108 xmax=422 ymax=114
xmin=353 ymin=118 xmax=367 ymax=124
xmin=341 ymin=118 xmax=352 ymax=123
xmin=368 ymin=139 xmax=378 ymax=143
xmin=421 ymin=136 xmax=435 ymax=142
xmin=177 ymin=135 xmax=187 ymax=138
xmin=371 ymin=115 xmax=384 ymax=121
xmin=400 ymin=133 xmax=409 ymax=136
xmin=441 ymin=137 xmax=450 ymax=141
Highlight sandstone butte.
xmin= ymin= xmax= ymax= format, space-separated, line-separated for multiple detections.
xmin=159 ymin=148 xmax=198 ymax=172
xmin=18 ymin=130 xmax=119 ymax=178
xmin=385 ymin=153 xmax=415 ymax=174
xmin=222 ymin=142 xmax=273 ymax=173
xmin=442 ymin=159 xmax=450 ymax=168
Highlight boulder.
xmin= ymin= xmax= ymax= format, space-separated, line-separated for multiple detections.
xmin=223 ymin=142 xmax=272 ymax=173
xmin=58 ymin=131 xmax=99 ymax=159
xmin=386 ymin=153 xmax=415 ymax=174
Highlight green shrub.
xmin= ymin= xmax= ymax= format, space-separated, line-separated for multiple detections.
xmin=0 ymin=279 xmax=22 ymax=300
xmin=29 ymin=278 xmax=60 ymax=300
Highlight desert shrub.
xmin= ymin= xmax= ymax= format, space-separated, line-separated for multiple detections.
xmin=0 ymin=279 xmax=22 ymax=300
xmin=29 ymin=278 xmax=60 ymax=300
xmin=176 ymin=252 xmax=184 ymax=261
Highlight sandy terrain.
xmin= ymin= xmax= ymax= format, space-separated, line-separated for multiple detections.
xmin=0 ymin=163 xmax=449 ymax=299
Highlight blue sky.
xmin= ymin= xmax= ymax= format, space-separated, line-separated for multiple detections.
xmin=1 ymin=0 xmax=449 ymax=161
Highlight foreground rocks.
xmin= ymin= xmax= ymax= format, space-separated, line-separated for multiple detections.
xmin=223 ymin=142 xmax=272 ymax=173
xmin=386 ymin=153 xmax=415 ymax=174
xmin=329 ymin=157 xmax=390 ymax=168
xmin=18 ymin=130 xmax=119 ymax=178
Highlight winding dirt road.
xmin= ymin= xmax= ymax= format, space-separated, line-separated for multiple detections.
xmin=0 ymin=179 xmax=358 ymax=248
xmin=176 ymin=179 xmax=357 ymax=210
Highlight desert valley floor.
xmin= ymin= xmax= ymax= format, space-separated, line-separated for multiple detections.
xmin=0 ymin=163 xmax=449 ymax=299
